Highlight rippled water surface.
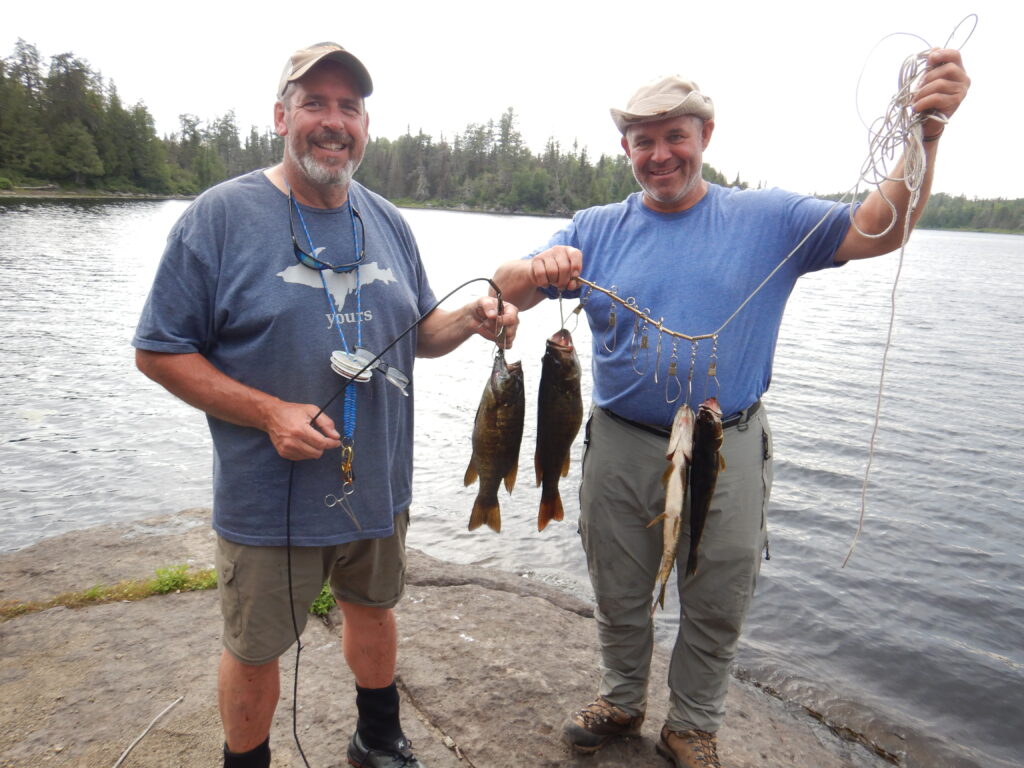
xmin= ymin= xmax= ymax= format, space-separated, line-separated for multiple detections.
xmin=1 ymin=198 xmax=1021 ymax=768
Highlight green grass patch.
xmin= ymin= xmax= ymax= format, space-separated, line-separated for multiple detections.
xmin=0 ymin=566 xmax=330 ymax=622
xmin=0 ymin=564 xmax=218 ymax=621
xmin=309 ymin=582 xmax=335 ymax=617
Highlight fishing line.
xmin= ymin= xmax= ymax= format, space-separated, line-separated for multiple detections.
xmin=283 ymin=276 xmax=504 ymax=767
xmin=843 ymin=15 xmax=976 ymax=567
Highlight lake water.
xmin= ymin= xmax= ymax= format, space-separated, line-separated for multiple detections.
xmin=0 ymin=197 xmax=1021 ymax=768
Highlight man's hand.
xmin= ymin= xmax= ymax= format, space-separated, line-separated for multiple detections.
xmin=913 ymin=48 xmax=970 ymax=139
xmin=470 ymin=295 xmax=519 ymax=346
xmin=528 ymin=246 xmax=584 ymax=292
xmin=261 ymin=402 xmax=341 ymax=461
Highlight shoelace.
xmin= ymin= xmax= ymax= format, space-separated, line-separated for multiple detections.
xmin=576 ymin=700 xmax=623 ymax=727
xmin=686 ymin=730 xmax=721 ymax=768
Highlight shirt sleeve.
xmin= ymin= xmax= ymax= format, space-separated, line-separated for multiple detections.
xmin=132 ymin=215 xmax=217 ymax=355
xmin=784 ymin=193 xmax=858 ymax=273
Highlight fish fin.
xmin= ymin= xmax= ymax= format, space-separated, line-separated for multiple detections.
xmin=660 ymin=463 xmax=674 ymax=488
xmin=469 ymin=500 xmax=501 ymax=533
xmin=503 ymin=464 xmax=518 ymax=494
xmin=560 ymin=454 xmax=571 ymax=478
xmin=538 ymin=494 xmax=564 ymax=531
xmin=651 ymin=582 xmax=667 ymax=616
xmin=463 ymin=463 xmax=477 ymax=486
xmin=646 ymin=512 xmax=667 ymax=529
xmin=534 ymin=454 xmax=542 ymax=487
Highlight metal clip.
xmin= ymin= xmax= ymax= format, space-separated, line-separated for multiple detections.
xmin=602 ymin=294 xmax=618 ymax=353
xmin=665 ymin=338 xmax=681 ymax=404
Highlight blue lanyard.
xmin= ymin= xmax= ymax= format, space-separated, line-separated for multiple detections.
xmin=291 ymin=191 xmax=362 ymax=444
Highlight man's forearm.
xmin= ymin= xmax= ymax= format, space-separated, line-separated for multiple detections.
xmin=135 ymin=350 xmax=278 ymax=430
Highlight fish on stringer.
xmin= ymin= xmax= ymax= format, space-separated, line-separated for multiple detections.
xmin=534 ymin=328 xmax=583 ymax=532
xmin=464 ymin=347 xmax=525 ymax=532
xmin=648 ymin=403 xmax=695 ymax=612
xmin=686 ymin=397 xmax=724 ymax=577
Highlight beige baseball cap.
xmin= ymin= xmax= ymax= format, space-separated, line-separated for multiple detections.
xmin=610 ymin=75 xmax=713 ymax=134
xmin=277 ymin=42 xmax=373 ymax=100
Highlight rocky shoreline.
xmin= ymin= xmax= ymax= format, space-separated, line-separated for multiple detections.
xmin=0 ymin=508 xmax=884 ymax=767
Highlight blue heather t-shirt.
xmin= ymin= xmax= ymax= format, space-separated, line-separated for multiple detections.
xmin=133 ymin=171 xmax=437 ymax=546
xmin=537 ymin=185 xmax=853 ymax=424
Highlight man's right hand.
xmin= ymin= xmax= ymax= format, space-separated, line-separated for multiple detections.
xmin=262 ymin=401 xmax=342 ymax=461
xmin=136 ymin=350 xmax=342 ymax=461
xmin=528 ymin=245 xmax=584 ymax=292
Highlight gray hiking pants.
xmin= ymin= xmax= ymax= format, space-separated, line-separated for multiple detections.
xmin=579 ymin=404 xmax=772 ymax=733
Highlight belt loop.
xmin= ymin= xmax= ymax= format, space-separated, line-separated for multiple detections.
xmin=737 ymin=409 xmax=750 ymax=432
xmin=732 ymin=399 xmax=761 ymax=432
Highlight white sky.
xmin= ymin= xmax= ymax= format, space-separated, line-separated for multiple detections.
xmin=6 ymin=1 xmax=1020 ymax=199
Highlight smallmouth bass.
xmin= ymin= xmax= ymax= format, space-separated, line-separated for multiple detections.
xmin=464 ymin=349 xmax=525 ymax=532
xmin=534 ymin=329 xmax=583 ymax=531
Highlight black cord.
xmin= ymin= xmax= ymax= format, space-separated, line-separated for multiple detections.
xmin=285 ymin=277 xmax=503 ymax=766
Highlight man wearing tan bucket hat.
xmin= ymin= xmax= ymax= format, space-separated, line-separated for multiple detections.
xmin=135 ymin=42 xmax=516 ymax=768
xmin=494 ymin=52 xmax=968 ymax=767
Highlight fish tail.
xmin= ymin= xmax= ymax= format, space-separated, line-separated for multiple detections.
xmin=469 ymin=500 xmax=501 ymax=533
xmin=684 ymin=544 xmax=698 ymax=577
xmin=537 ymin=493 xmax=564 ymax=532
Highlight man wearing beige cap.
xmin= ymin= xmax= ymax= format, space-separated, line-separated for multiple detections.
xmin=493 ymin=52 xmax=968 ymax=767
xmin=135 ymin=42 xmax=516 ymax=768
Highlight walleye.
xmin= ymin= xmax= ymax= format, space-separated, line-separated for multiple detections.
xmin=648 ymin=403 xmax=695 ymax=612
xmin=686 ymin=397 xmax=725 ymax=577
xmin=464 ymin=348 xmax=525 ymax=532
xmin=535 ymin=328 xmax=584 ymax=531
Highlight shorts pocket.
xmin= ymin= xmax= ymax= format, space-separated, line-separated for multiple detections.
xmin=216 ymin=550 xmax=242 ymax=639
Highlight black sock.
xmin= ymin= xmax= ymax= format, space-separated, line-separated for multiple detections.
xmin=355 ymin=681 xmax=403 ymax=750
xmin=223 ymin=736 xmax=270 ymax=768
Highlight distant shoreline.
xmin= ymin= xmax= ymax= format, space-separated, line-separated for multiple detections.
xmin=0 ymin=188 xmax=192 ymax=201
xmin=2 ymin=188 xmax=1019 ymax=233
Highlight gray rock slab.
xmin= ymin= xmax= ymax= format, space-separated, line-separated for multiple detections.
xmin=0 ymin=510 xmax=886 ymax=767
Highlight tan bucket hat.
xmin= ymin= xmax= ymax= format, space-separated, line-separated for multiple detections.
xmin=610 ymin=75 xmax=713 ymax=134
xmin=277 ymin=42 xmax=373 ymax=100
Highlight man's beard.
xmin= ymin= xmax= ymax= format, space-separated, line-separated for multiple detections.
xmin=289 ymin=130 xmax=362 ymax=187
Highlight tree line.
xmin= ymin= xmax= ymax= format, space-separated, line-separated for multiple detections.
xmin=1 ymin=40 xmax=1020 ymax=231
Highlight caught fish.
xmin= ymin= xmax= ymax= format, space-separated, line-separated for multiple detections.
xmin=535 ymin=328 xmax=584 ymax=531
xmin=648 ymin=403 xmax=694 ymax=612
xmin=686 ymin=397 xmax=725 ymax=577
xmin=464 ymin=349 xmax=525 ymax=532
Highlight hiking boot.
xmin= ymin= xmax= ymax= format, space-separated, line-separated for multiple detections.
xmin=656 ymin=725 xmax=722 ymax=768
xmin=562 ymin=697 xmax=644 ymax=753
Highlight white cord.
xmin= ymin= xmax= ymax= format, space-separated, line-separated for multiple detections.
xmin=110 ymin=696 xmax=184 ymax=768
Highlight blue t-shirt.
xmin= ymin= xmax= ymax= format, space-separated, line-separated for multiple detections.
xmin=537 ymin=185 xmax=853 ymax=423
xmin=133 ymin=171 xmax=437 ymax=546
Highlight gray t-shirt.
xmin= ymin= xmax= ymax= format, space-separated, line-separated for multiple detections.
xmin=134 ymin=170 xmax=436 ymax=545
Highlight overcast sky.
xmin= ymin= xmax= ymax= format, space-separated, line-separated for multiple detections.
xmin=6 ymin=1 xmax=1020 ymax=200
